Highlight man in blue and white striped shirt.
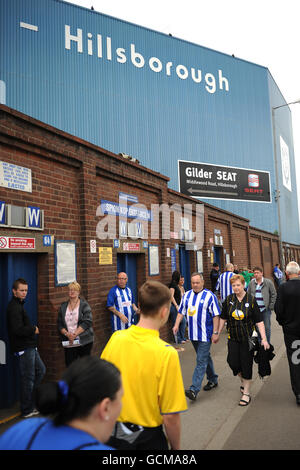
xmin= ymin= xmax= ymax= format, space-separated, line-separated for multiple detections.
xmin=216 ymin=263 xmax=235 ymax=302
xmin=107 ymin=272 xmax=139 ymax=332
xmin=173 ymin=273 xmax=220 ymax=401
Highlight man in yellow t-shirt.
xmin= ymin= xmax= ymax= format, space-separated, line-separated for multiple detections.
xmin=101 ymin=280 xmax=187 ymax=450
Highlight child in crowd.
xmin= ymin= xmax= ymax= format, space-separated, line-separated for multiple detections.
xmin=101 ymin=280 xmax=187 ymax=450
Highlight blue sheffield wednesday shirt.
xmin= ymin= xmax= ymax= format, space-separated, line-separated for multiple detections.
xmin=216 ymin=271 xmax=234 ymax=302
xmin=179 ymin=289 xmax=220 ymax=341
xmin=107 ymin=285 xmax=135 ymax=332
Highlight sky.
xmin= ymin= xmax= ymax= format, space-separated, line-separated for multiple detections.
xmin=66 ymin=0 xmax=300 ymax=224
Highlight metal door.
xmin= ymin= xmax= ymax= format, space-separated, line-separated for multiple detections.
xmin=0 ymin=253 xmax=37 ymax=408
xmin=179 ymin=245 xmax=191 ymax=290
xmin=117 ymin=253 xmax=138 ymax=305
xmin=214 ymin=247 xmax=222 ymax=268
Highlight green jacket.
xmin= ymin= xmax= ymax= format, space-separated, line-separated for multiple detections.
xmin=241 ymin=271 xmax=253 ymax=287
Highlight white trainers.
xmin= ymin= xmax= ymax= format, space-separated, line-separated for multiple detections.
xmin=22 ymin=409 xmax=40 ymax=418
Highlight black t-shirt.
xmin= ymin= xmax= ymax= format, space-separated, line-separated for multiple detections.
xmin=168 ymin=281 xmax=182 ymax=306
xmin=221 ymin=292 xmax=263 ymax=342
xmin=210 ymin=269 xmax=220 ymax=291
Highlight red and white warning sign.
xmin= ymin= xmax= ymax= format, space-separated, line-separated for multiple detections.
xmin=122 ymin=242 xmax=140 ymax=252
xmin=0 ymin=236 xmax=8 ymax=248
xmin=0 ymin=236 xmax=35 ymax=249
xmin=90 ymin=239 xmax=97 ymax=253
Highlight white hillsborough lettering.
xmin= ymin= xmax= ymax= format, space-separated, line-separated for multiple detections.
xmin=65 ymin=25 xmax=230 ymax=94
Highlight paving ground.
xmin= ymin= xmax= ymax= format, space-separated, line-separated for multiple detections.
xmin=1 ymin=315 xmax=299 ymax=450
xmin=178 ymin=315 xmax=300 ymax=450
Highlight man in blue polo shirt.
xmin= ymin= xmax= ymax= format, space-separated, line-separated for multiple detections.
xmin=173 ymin=272 xmax=220 ymax=401
xmin=107 ymin=272 xmax=139 ymax=332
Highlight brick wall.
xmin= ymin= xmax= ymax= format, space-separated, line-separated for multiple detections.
xmin=1 ymin=105 xmax=300 ymax=381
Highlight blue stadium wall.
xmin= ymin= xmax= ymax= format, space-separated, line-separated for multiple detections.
xmin=1 ymin=0 xmax=299 ymax=244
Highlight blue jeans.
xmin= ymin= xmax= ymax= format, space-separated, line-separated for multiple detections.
xmin=257 ymin=309 xmax=272 ymax=343
xmin=190 ymin=340 xmax=218 ymax=395
xmin=170 ymin=305 xmax=186 ymax=343
xmin=17 ymin=348 xmax=46 ymax=415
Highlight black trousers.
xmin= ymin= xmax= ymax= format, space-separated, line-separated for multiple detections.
xmin=107 ymin=423 xmax=168 ymax=450
xmin=64 ymin=342 xmax=93 ymax=367
xmin=283 ymin=329 xmax=300 ymax=397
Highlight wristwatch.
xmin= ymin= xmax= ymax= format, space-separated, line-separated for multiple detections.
xmin=213 ymin=331 xmax=219 ymax=335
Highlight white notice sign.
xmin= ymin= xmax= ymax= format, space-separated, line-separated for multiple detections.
xmin=149 ymin=245 xmax=159 ymax=276
xmin=0 ymin=161 xmax=32 ymax=192
xmin=55 ymin=241 xmax=76 ymax=286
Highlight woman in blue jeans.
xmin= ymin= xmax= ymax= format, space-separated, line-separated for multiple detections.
xmin=169 ymin=271 xmax=186 ymax=346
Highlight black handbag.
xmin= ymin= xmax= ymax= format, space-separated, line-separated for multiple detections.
xmin=247 ymin=332 xmax=259 ymax=352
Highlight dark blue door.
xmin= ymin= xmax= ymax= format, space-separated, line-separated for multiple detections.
xmin=117 ymin=254 xmax=138 ymax=305
xmin=214 ymin=247 xmax=221 ymax=267
xmin=179 ymin=246 xmax=191 ymax=290
xmin=0 ymin=253 xmax=38 ymax=408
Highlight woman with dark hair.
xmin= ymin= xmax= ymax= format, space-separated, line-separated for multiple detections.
xmin=169 ymin=271 xmax=186 ymax=347
xmin=0 ymin=356 xmax=122 ymax=450
xmin=179 ymin=275 xmax=185 ymax=297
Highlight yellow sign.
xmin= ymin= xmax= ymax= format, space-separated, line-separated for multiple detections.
xmin=99 ymin=247 xmax=112 ymax=265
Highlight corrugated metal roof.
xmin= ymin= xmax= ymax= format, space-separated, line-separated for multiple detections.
xmin=0 ymin=0 xmax=298 ymax=242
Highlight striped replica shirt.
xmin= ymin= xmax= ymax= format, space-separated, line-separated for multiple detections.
xmin=254 ymin=280 xmax=266 ymax=313
xmin=273 ymin=266 xmax=283 ymax=281
xmin=107 ymin=285 xmax=135 ymax=332
xmin=216 ymin=271 xmax=234 ymax=302
xmin=178 ymin=289 xmax=220 ymax=341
